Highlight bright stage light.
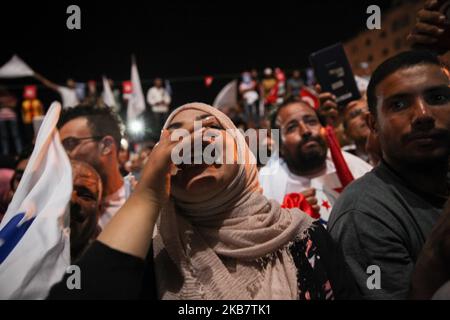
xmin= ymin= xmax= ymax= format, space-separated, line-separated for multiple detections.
xmin=128 ymin=119 xmax=144 ymax=135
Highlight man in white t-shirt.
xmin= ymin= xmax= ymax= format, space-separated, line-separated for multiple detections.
xmin=34 ymin=73 xmax=79 ymax=108
xmin=259 ymin=98 xmax=372 ymax=226
xmin=146 ymin=78 xmax=171 ymax=131
xmin=57 ymin=105 xmax=133 ymax=229
xmin=239 ymin=72 xmax=260 ymax=125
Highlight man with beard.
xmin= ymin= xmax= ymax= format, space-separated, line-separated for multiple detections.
xmin=328 ymin=50 xmax=450 ymax=299
xmin=58 ymin=106 xmax=133 ymax=229
xmin=259 ymin=97 xmax=372 ymax=226
xmin=70 ymin=160 xmax=102 ymax=261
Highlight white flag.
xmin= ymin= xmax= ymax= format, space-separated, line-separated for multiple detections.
xmin=102 ymin=76 xmax=116 ymax=109
xmin=355 ymin=75 xmax=370 ymax=94
xmin=213 ymin=80 xmax=238 ymax=109
xmin=0 ymin=101 xmax=72 ymax=299
xmin=0 ymin=55 xmax=34 ymax=78
xmin=127 ymin=56 xmax=146 ymax=121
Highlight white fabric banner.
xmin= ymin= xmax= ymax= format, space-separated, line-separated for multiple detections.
xmin=0 ymin=101 xmax=72 ymax=299
xmin=102 ymin=76 xmax=116 ymax=108
xmin=213 ymin=80 xmax=237 ymax=109
xmin=127 ymin=56 xmax=146 ymax=121
xmin=0 ymin=55 xmax=34 ymax=78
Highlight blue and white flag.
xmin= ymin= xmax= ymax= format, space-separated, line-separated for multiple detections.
xmin=0 ymin=101 xmax=72 ymax=299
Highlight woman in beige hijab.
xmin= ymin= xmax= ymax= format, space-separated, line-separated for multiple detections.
xmin=49 ymin=103 xmax=358 ymax=300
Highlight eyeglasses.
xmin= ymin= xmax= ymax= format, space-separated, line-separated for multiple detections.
xmin=61 ymin=136 xmax=103 ymax=152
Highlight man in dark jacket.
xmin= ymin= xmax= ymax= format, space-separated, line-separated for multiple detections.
xmin=328 ymin=50 xmax=450 ymax=299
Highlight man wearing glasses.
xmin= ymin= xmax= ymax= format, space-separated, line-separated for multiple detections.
xmin=57 ymin=105 xmax=133 ymax=229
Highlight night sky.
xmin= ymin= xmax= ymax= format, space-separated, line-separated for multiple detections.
xmin=1 ymin=0 xmax=394 ymax=107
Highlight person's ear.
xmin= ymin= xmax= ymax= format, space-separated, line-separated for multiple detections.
xmin=100 ymin=136 xmax=115 ymax=156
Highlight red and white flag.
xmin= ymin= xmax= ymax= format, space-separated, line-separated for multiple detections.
xmin=300 ymin=87 xmax=320 ymax=109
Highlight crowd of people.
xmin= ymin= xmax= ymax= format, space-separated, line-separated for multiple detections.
xmin=0 ymin=74 xmax=172 ymax=160
xmin=0 ymin=0 xmax=450 ymax=300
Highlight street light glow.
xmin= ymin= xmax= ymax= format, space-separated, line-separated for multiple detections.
xmin=128 ymin=119 xmax=144 ymax=135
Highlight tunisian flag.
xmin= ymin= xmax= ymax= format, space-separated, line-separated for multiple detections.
xmin=322 ymin=126 xmax=354 ymax=189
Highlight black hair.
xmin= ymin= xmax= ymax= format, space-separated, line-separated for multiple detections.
xmin=0 ymin=156 xmax=16 ymax=169
xmin=15 ymin=145 xmax=34 ymax=167
xmin=367 ymin=50 xmax=442 ymax=116
xmin=270 ymin=96 xmax=326 ymax=129
xmin=8 ymin=145 xmax=34 ymax=190
xmin=57 ymin=105 xmax=124 ymax=152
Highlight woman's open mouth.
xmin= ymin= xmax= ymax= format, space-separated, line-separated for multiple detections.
xmin=177 ymin=140 xmax=220 ymax=170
